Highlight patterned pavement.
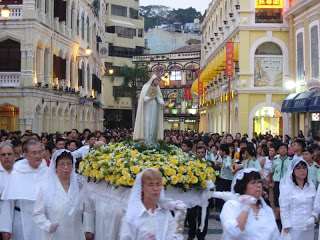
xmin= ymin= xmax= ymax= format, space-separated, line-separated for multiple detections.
xmin=184 ymin=211 xmax=223 ymax=240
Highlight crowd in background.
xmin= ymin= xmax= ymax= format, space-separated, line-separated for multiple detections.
xmin=1 ymin=128 xmax=320 ymax=239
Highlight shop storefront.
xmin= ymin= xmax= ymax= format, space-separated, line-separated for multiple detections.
xmin=282 ymin=90 xmax=320 ymax=137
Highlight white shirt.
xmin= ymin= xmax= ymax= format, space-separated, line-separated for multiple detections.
xmin=120 ymin=206 xmax=178 ymax=240
xmin=279 ymin=182 xmax=316 ymax=229
xmin=72 ymin=145 xmax=90 ymax=159
xmin=33 ymin=181 xmax=86 ymax=240
xmin=0 ymin=163 xmax=10 ymax=196
xmin=1 ymin=159 xmax=48 ymax=240
xmin=0 ymin=163 xmax=11 ymax=233
xmin=220 ymin=200 xmax=279 ymax=240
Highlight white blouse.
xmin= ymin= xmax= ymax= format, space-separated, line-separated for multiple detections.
xmin=279 ymin=182 xmax=316 ymax=230
xmin=33 ymin=182 xmax=86 ymax=240
xmin=120 ymin=206 xmax=179 ymax=240
xmin=220 ymin=200 xmax=280 ymax=240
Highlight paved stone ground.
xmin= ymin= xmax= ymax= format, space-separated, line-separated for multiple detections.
xmin=183 ymin=211 xmax=223 ymax=240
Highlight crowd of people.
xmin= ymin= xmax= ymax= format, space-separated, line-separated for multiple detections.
xmin=1 ymin=128 xmax=320 ymax=240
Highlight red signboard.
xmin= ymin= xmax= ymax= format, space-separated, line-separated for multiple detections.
xmin=225 ymin=42 xmax=234 ymax=77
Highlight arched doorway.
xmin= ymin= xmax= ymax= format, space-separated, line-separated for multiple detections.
xmin=0 ymin=104 xmax=19 ymax=131
xmin=253 ymin=106 xmax=283 ymax=136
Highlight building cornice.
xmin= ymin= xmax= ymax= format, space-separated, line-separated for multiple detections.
xmin=285 ymin=0 xmax=319 ymax=18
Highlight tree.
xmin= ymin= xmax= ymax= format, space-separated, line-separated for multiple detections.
xmin=119 ymin=65 xmax=149 ymax=126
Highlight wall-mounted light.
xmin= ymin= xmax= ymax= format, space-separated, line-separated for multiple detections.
xmin=85 ymin=46 xmax=92 ymax=56
xmin=0 ymin=5 xmax=10 ymax=19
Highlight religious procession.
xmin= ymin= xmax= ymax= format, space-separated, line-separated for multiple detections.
xmin=1 ymin=72 xmax=320 ymax=240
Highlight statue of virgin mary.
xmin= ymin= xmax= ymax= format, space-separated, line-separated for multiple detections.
xmin=133 ymin=74 xmax=164 ymax=145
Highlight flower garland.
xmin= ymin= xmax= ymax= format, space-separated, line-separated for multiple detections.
xmin=79 ymin=141 xmax=216 ymax=190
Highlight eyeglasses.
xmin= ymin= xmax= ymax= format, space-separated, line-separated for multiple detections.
xmin=295 ymin=165 xmax=307 ymax=170
xmin=0 ymin=152 xmax=14 ymax=157
xmin=57 ymin=162 xmax=73 ymax=168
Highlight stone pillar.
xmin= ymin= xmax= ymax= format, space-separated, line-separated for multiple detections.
xmin=66 ymin=56 xmax=71 ymax=87
xmin=23 ymin=0 xmax=36 ymax=18
xmin=84 ymin=64 xmax=88 ymax=96
xmin=20 ymin=47 xmax=34 ymax=87
xmin=181 ymin=71 xmax=186 ymax=85
xmin=67 ymin=0 xmax=71 ymax=29
xmin=19 ymin=117 xmax=33 ymax=132
xmin=38 ymin=48 xmax=45 ymax=84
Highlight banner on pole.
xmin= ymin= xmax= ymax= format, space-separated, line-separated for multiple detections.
xmin=226 ymin=42 xmax=234 ymax=77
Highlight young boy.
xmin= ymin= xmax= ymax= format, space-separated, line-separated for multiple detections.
xmin=272 ymin=143 xmax=291 ymax=228
xmin=303 ymin=146 xmax=318 ymax=187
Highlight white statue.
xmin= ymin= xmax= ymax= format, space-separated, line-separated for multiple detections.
xmin=133 ymin=74 xmax=164 ymax=145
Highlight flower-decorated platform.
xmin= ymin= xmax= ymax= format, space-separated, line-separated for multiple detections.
xmin=79 ymin=141 xmax=216 ymax=237
xmin=79 ymin=141 xmax=216 ymax=191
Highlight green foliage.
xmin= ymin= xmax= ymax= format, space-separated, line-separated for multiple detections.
xmin=119 ymin=65 xmax=149 ymax=87
xmin=140 ymin=6 xmax=202 ymax=30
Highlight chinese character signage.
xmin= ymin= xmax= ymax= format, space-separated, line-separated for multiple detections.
xmin=226 ymin=42 xmax=234 ymax=77
xmin=256 ymin=0 xmax=283 ymax=9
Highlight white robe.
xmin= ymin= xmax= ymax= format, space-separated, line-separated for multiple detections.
xmin=220 ymin=200 xmax=279 ymax=240
xmin=0 ymin=163 xmax=11 ymax=233
xmin=1 ymin=159 xmax=48 ymax=240
xmin=120 ymin=206 xmax=177 ymax=240
xmin=133 ymin=75 xmax=164 ymax=144
xmin=83 ymin=182 xmax=128 ymax=240
xmin=143 ymin=95 xmax=164 ymax=145
xmin=279 ymin=182 xmax=316 ymax=240
xmin=33 ymin=182 xmax=86 ymax=240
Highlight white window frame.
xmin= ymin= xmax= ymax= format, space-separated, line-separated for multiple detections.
xmin=309 ymin=20 xmax=320 ymax=81
xmin=296 ymin=28 xmax=305 ymax=83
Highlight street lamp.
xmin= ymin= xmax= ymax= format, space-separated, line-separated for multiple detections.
xmin=108 ymin=68 xmax=114 ymax=75
xmin=1 ymin=5 xmax=10 ymax=19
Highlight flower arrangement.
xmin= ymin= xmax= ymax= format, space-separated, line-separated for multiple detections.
xmin=79 ymin=141 xmax=216 ymax=190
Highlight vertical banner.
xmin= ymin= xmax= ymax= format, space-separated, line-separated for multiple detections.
xmin=226 ymin=41 xmax=234 ymax=77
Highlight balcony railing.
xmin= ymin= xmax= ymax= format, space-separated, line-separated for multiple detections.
xmin=0 ymin=5 xmax=23 ymax=19
xmin=0 ymin=72 xmax=21 ymax=87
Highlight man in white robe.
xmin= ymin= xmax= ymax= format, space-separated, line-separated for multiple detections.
xmin=1 ymin=140 xmax=48 ymax=240
xmin=133 ymin=74 xmax=164 ymax=145
xmin=0 ymin=143 xmax=15 ymax=240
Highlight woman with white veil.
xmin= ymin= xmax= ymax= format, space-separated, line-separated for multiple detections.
xmin=133 ymin=74 xmax=164 ymax=145
xmin=32 ymin=149 xmax=91 ymax=240
xmin=220 ymin=168 xmax=279 ymax=240
xmin=120 ymin=168 xmax=183 ymax=240
xmin=279 ymin=158 xmax=317 ymax=240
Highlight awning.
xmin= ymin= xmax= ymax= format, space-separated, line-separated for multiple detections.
xmin=191 ymin=78 xmax=199 ymax=95
xmin=291 ymin=90 xmax=317 ymax=112
xmin=281 ymin=93 xmax=300 ymax=112
xmin=282 ymin=90 xmax=320 ymax=113
xmin=108 ymin=19 xmax=135 ymax=27
xmin=308 ymin=90 xmax=320 ymax=112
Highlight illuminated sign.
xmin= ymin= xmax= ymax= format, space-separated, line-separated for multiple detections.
xmin=255 ymin=0 xmax=283 ymax=9
xmin=312 ymin=113 xmax=320 ymax=122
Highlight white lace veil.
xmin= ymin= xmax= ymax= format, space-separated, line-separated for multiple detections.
xmin=231 ymin=168 xmax=259 ymax=193
xmin=124 ymin=168 xmax=166 ymax=222
xmin=45 ymin=149 xmax=81 ymax=216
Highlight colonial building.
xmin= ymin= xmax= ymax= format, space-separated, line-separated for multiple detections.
xmin=0 ymin=0 xmax=104 ymax=133
xmin=133 ymin=44 xmax=200 ymax=131
xmin=281 ymin=0 xmax=320 ymax=137
xmin=198 ymin=0 xmax=291 ymax=138
xmin=145 ymin=26 xmax=201 ymax=54
xmin=99 ymin=0 xmax=145 ymax=128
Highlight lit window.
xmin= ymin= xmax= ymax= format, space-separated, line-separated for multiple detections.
xmin=170 ymin=71 xmax=182 ymax=81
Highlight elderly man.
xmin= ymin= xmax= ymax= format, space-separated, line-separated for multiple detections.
xmin=1 ymin=139 xmax=48 ymax=240
xmin=0 ymin=143 xmax=15 ymax=240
